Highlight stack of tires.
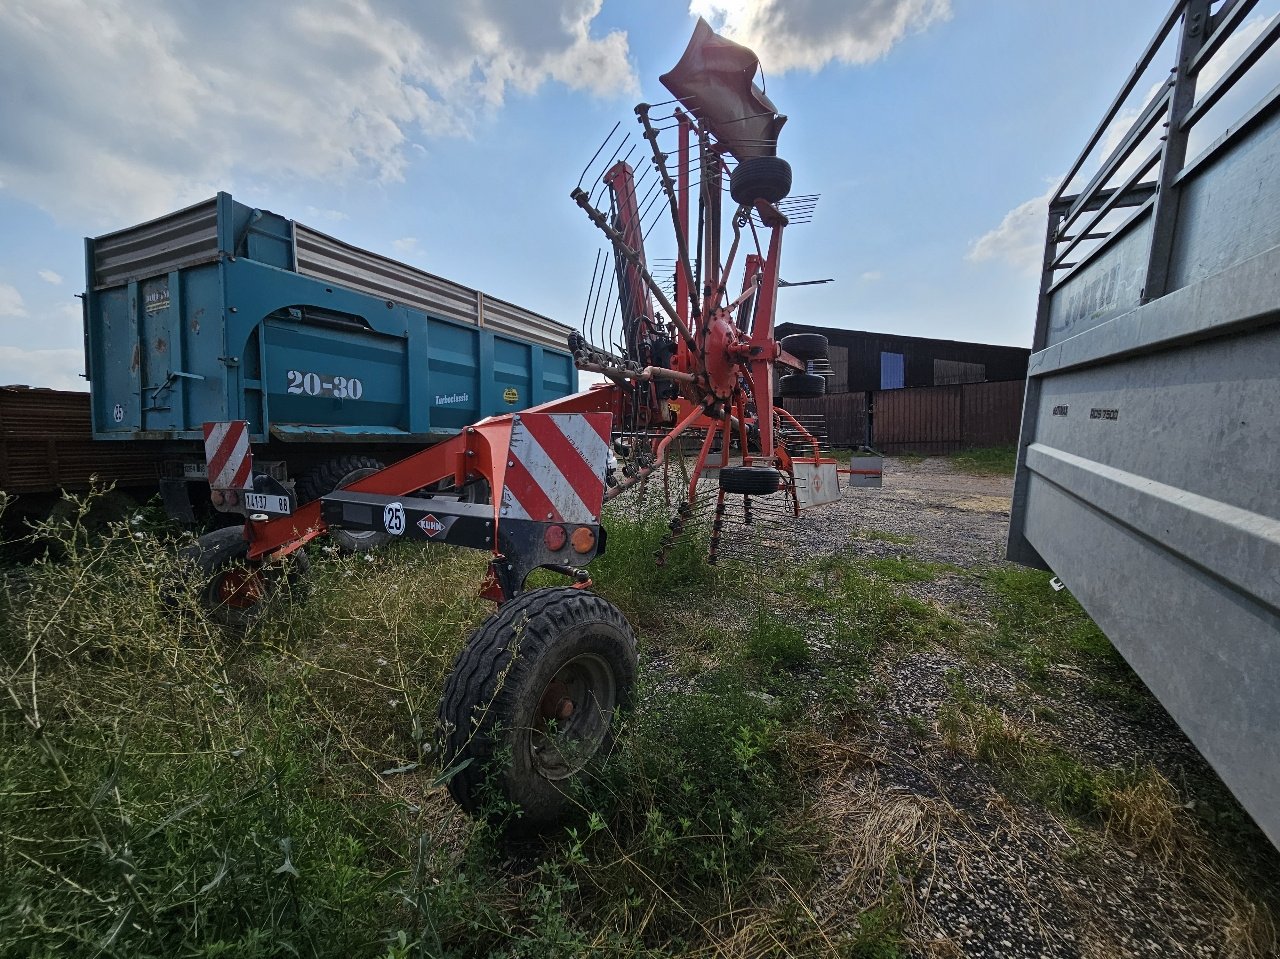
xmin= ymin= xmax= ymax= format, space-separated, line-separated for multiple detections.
xmin=777 ymin=332 xmax=829 ymax=399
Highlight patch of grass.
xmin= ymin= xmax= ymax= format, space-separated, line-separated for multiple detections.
xmin=973 ymin=567 xmax=1149 ymax=700
xmin=938 ymin=689 xmax=1182 ymax=834
xmin=0 ymin=490 xmax=894 ymax=958
xmin=796 ymin=554 xmax=964 ymax=652
xmin=853 ymin=528 xmax=916 ymax=546
xmin=949 ymin=445 xmax=1019 ymax=476
xmin=893 ymin=452 xmax=927 ymax=467
xmin=740 ymin=611 xmax=810 ymax=670
xmin=6 ymin=489 xmax=1278 ymax=958
xmin=860 ymin=555 xmax=963 ymax=584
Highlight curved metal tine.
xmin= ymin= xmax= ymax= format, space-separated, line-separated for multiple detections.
xmin=582 ymin=249 xmax=604 ymax=344
xmin=576 ymin=122 xmax=622 ymax=191
xmin=588 ymin=251 xmax=609 ymax=350
xmin=636 ymin=104 xmax=699 ymax=324
xmin=587 ymin=135 xmax=635 ymax=205
xmin=601 ymin=257 xmax=620 ymax=359
xmin=592 ymin=143 xmax=642 ymax=208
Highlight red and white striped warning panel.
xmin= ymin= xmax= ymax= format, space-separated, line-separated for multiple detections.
xmin=502 ymin=413 xmax=611 ymax=524
xmin=202 ymin=420 xmax=253 ymax=491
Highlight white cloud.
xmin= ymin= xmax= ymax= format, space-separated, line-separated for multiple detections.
xmin=37 ymin=269 xmax=63 ymax=285
xmin=966 ymin=184 xmax=1056 ymax=274
xmin=0 ymin=1 xmax=637 ymax=224
xmin=0 ymin=347 xmax=84 ymax=391
xmin=304 ymin=207 xmax=350 ymax=223
xmin=0 ymin=283 xmax=27 ymax=317
xmin=391 ymin=237 xmax=421 ymax=254
xmin=860 ymin=270 xmax=882 ymax=282
xmin=689 ymin=0 xmax=951 ymax=72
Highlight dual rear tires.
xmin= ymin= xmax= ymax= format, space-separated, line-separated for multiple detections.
xmin=296 ymin=456 xmax=391 ymax=553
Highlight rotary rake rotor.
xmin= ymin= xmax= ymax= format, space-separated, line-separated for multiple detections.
xmin=568 ymin=17 xmax=841 ymax=563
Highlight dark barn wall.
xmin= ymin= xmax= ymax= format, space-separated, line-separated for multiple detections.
xmin=776 ymin=323 xmax=1030 ymax=393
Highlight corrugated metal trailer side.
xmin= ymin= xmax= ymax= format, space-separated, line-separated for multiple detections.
xmin=0 ymin=387 xmax=156 ymax=494
xmin=1008 ymin=1 xmax=1280 ymax=847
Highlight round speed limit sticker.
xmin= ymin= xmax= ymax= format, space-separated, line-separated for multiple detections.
xmin=382 ymin=502 xmax=406 ymax=536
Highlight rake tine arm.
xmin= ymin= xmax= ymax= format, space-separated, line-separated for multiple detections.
xmin=571 ymin=187 xmax=695 ymax=351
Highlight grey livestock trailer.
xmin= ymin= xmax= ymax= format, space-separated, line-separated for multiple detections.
xmin=1008 ymin=0 xmax=1280 ymax=847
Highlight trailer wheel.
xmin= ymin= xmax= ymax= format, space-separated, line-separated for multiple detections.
xmin=719 ymin=466 xmax=783 ymax=495
xmin=730 ymin=156 xmax=792 ymax=205
xmin=438 ymin=588 xmax=637 ymax=828
xmin=296 ymin=456 xmax=391 ymax=553
xmin=779 ymin=333 xmax=828 ymax=361
xmin=778 ymin=372 xmax=827 ymax=398
xmin=179 ymin=526 xmax=310 ymax=629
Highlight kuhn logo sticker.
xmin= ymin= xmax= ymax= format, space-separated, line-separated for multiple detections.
xmin=434 ymin=393 xmax=469 ymax=405
xmin=417 ymin=513 xmax=445 ymax=538
xmin=383 ymin=502 xmax=406 ymax=535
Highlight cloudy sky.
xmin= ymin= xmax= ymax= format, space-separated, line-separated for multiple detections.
xmin=0 ymin=0 xmax=1178 ymax=390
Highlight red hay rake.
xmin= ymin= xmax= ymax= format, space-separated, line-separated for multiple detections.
xmin=184 ymin=20 xmax=874 ymax=826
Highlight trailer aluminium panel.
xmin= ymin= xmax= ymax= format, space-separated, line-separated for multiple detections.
xmin=84 ymin=192 xmax=575 ymax=445
xmin=1008 ymin=1 xmax=1280 ymax=847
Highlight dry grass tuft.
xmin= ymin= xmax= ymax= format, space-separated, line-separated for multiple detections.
xmin=1102 ymin=768 xmax=1184 ymax=862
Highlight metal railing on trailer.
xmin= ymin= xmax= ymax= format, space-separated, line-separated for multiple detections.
xmin=1008 ymin=0 xmax=1280 ymax=848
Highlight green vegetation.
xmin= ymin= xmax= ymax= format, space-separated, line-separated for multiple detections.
xmin=1 ymin=489 xmax=1275 ymax=958
xmin=858 ymin=555 xmax=963 ymax=584
xmin=852 ymin=528 xmax=915 ymax=546
xmin=949 ymin=445 xmax=1019 ymax=476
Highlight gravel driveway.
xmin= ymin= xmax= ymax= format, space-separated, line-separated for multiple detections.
xmin=693 ymin=455 xmax=1279 ymax=959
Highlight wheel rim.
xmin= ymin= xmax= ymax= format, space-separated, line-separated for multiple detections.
xmin=529 ymin=653 xmax=617 ymax=780
xmin=335 ymin=467 xmax=382 ymax=543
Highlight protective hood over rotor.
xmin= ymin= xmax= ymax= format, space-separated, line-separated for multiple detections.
xmin=659 ymin=17 xmax=786 ymax=162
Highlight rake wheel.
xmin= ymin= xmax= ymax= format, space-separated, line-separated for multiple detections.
xmin=718 ymin=466 xmax=783 ymax=495
xmin=779 ymin=333 xmax=828 ymax=361
xmin=730 ymin=156 xmax=792 ymax=205
xmin=778 ymin=372 xmax=827 ymax=398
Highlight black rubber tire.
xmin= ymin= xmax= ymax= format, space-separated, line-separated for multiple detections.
xmin=438 ymin=587 xmax=637 ymax=828
xmin=730 ymin=156 xmax=793 ymax=205
xmin=178 ymin=526 xmax=310 ymax=630
xmin=779 ymin=333 xmax=828 ymax=362
xmin=778 ymin=372 xmax=827 ymax=398
xmin=295 ymin=456 xmax=390 ymax=553
xmin=718 ymin=466 xmax=783 ymax=495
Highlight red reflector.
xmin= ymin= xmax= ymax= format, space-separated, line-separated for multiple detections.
xmin=544 ymin=524 xmax=568 ymax=551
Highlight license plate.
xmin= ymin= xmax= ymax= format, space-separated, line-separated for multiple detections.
xmin=183 ymin=462 xmax=208 ymax=478
xmin=243 ymin=492 xmax=291 ymax=515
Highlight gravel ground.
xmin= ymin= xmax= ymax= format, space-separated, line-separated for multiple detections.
xmin=690 ymin=456 xmax=1277 ymax=959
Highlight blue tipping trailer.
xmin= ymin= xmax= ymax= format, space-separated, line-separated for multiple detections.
xmin=82 ymin=193 xmax=576 ymax=518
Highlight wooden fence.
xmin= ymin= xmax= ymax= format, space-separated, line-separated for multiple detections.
xmin=779 ymin=379 xmax=1025 ymax=454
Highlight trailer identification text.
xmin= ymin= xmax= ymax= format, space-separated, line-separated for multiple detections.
xmin=286 ymin=370 xmax=364 ymax=399
xmin=435 ymin=393 xmax=469 ymax=405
